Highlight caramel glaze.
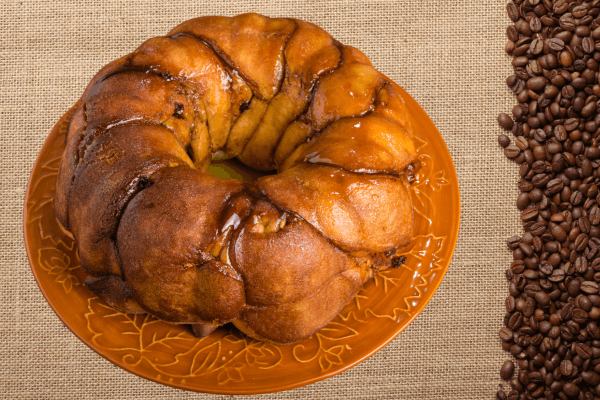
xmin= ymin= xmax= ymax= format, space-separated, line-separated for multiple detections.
xmin=54 ymin=13 xmax=419 ymax=345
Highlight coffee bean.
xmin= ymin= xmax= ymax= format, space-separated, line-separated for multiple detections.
xmin=521 ymin=208 xmax=539 ymax=222
xmin=586 ymin=146 xmax=600 ymax=160
xmin=564 ymin=118 xmax=579 ymax=131
xmin=528 ymin=77 xmax=547 ymax=92
xmin=582 ymin=101 xmax=597 ymax=118
xmin=551 ymin=225 xmax=568 ymax=242
xmin=496 ymin=390 xmax=506 ymax=400
xmin=499 ymin=326 xmax=513 ymax=342
xmin=571 ymin=191 xmax=584 ymax=206
xmin=581 ymin=371 xmax=600 ymax=386
xmin=532 ymin=173 xmax=550 ymax=187
xmin=517 ymin=179 xmax=533 ymax=192
xmin=554 ymin=125 xmax=568 ymax=141
xmin=575 ymin=233 xmax=589 ymax=252
xmin=583 ymin=37 xmax=595 ymax=54
xmin=535 ymin=291 xmax=550 ymax=307
xmin=547 ymin=178 xmax=564 ymax=194
xmin=515 ymin=137 xmax=528 ymax=151
xmin=500 ymin=360 xmax=515 ymax=380
xmin=561 ymin=359 xmax=574 ymax=376
xmin=563 ymin=382 xmax=580 ymax=397
xmin=530 ymin=39 xmax=543 ymax=56
xmin=575 ymin=343 xmax=593 ymax=359
xmin=539 ymin=260 xmax=553 ymax=275
xmin=581 ymin=281 xmax=599 ymax=294
xmin=549 ymin=38 xmax=565 ymax=52
xmin=559 ymin=16 xmax=576 ymax=32
xmin=498 ymin=113 xmax=514 ymax=130
xmin=506 ymin=236 xmax=521 ymax=249
xmin=508 ymin=312 xmax=523 ymax=330
xmin=549 ymin=268 xmax=566 ymax=282
xmin=554 ymin=0 xmax=568 ymax=13
xmin=507 ymin=25 xmax=519 ymax=42
xmin=516 ymin=193 xmax=530 ymax=210
xmin=575 ymin=256 xmax=589 ymax=274
xmin=498 ymin=134 xmax=510 ymax=148
xmin=530 ymin=18 xmax=541 ymax=33
xmin=512 ymin=56 xmax=528 ymax=68
xmin=505 ymin=145 xmax=520 ymax=159
xmin=590 ymin=206 xmax=600 ymax=225
xmin=506 ymin=3 xmax=519 ymax=22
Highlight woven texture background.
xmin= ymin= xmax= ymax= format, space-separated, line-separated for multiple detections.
xmin=1 ymin=0 xmax=517 ymax=398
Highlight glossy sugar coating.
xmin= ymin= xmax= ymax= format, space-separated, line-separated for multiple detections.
xmin=54 ymin=13 xmax=418 ymax=344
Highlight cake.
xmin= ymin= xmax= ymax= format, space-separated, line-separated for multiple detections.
xmin=54 ymin=13 xmax=418 ymax=345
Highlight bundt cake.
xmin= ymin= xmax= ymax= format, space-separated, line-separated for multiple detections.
xmin=54 ymin=13 xmax=419 ymax=345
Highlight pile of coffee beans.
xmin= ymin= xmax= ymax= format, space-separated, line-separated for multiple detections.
xmin=498 ymin=1 xmax=600 ymax=399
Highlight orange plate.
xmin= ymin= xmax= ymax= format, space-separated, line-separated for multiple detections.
xmin=24 ymin=87 xmax=460 ymax=394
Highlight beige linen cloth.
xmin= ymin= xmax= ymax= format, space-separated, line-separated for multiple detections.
xmin=1 ymin=0 xmax=518 ymax=398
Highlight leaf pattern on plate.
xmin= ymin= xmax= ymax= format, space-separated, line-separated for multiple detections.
xmin=292 ymin=322 xmax=358 ymax=372
xmin=85 ymin=298 xmax=283 ymax=383
xmin=27 ymin=151 xmax=81 ymax=294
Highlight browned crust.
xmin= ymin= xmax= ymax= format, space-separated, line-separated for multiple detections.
xmin=54 ymin=13 xmax=418 ymax=344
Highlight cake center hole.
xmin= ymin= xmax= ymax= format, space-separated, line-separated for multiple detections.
xmin=207 ymin=158 xmax=273 ymax=182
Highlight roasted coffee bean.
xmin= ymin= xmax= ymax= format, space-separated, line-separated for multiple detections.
xmin=563 ymin=382 xmax=580 ymax=397
xmin=551 ymin=225 xmax=568 ymax=242
xmin=565 ymin=118 xmax=579 ymax=131
xmin=506 ymin=3 xmax=519 ymax=22
xmin=530 ymin=17 xmax=541 ymax=33
xmin=501 ymin=360 xmax=515 ymax=380
xmin=499 ymin=134 xmax=510 ymax=148
xmin=507 ymin=236 xmax=521 ymax=249
xmin=507 ymin=26 xmax=519 ymax=42
xmin=583 ymin=37 xmax=596 ymax=54
xmin=581 ymin=281 xmax=600 ymax=294
xmin=505 ymin=145 xmax=520 ymax=159
xmin=508 ymin=312 xmax=523 ymax=330
xmin=528 ymin=77 xmax=547 ymax=92
xmin=590 ymin=206 xmax=600 ymax=225
xmin=532 ymin=173 xmax=550 ymax=187
xmin=549 ymin=268 xmax=566 ymax=282
xmin=530 ymin=222 xmax=546 ymax=236
xmin=516 ymin=192 xmax=530 ymax=210
xmin=499 ymin=113 xmax=515 ymax=130
xmin=569 ymin=279 xmax=581 ymax=297
xmin=561 ymin=359 xmax=574 ymax=376
xmin=560 ymin=50 xmax=573 ymax=67
xmin=575 ymin=256 xmax=589 ymax=274
xmin=499 ymin=326 xmax=513 ymax=342
xmin=535 ymin=291 xmax=550 ymax=307
xmin=575 ymin=233 xmax=589 ymax=252
xmin=547 ymin=178 xmax=564 ymax=194
xmin=581 ymin=371 xmax=600 ymax=386
xmin=530 ymin=38 xmax=544 ymax=56
xmin=521 ymin=209 xmax=539 ymax=222
xmin=539 ymin=260 xmax=553 ymax=275
xmin=549 ymin=38 xmax=565 ymax=51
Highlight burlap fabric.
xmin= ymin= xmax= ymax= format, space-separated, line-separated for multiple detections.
xmin=0 ymin=0 xmax=518 ymax=398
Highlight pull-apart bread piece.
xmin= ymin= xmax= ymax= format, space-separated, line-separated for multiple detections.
xmin=54 ymin=13 xmax=419 ymax=344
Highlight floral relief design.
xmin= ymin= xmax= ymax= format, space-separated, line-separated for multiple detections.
xmin=84 ymin=297 xmax=283 ymax=384
xmin=292 ymin=322 xmax=358 ymax=372
xmin=410 ymin=133 xmax=449 ymax=229
xmin=28 ymin=153 xmax=81 ymax=294
xmin=26 ymin=101 xmax=454 ymax=389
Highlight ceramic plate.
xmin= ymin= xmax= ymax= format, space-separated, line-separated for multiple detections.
xmin=24 ymin=86 xmax=460 ymax=394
